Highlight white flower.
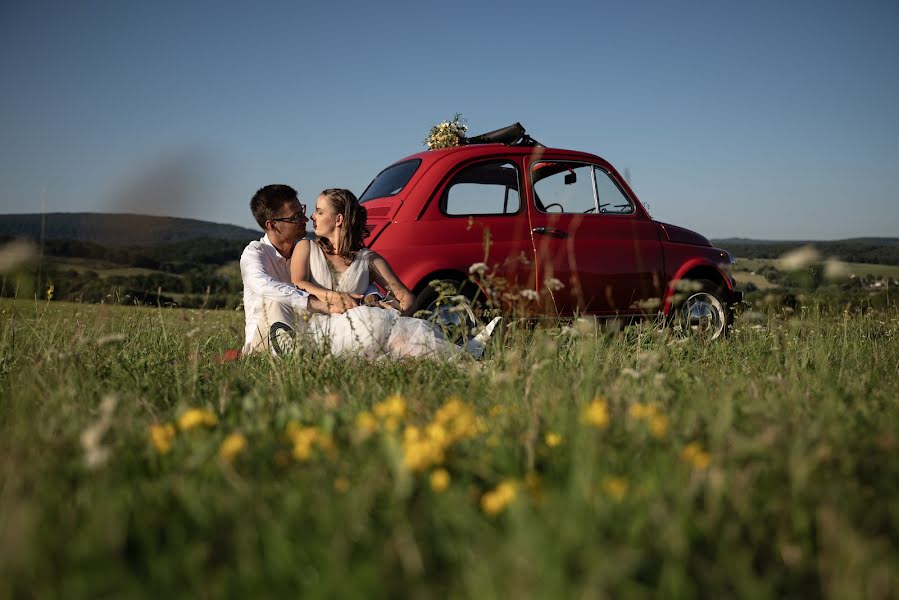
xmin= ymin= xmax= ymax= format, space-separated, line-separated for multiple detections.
xmin=777 ymin=245 xmax=820 ymax=271
xmin=469 ymin=262 xmax=488 ymax=275
xmin=0 ymin=239 xmax=37 ymax=273
xmin=824 ymin=258 xmax=849 ymax=280
xmin=520 ymin=289 xmax=538 ymax=301
xmin=620 ymin=367 xmax=641 ymax=379
xmin=80 ymin=395 xmax=118 ymax=469
xmin=544 ymin=277 xmax=564 ymax=291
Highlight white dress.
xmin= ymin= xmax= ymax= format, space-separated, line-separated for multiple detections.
xmin=301 ymin=243 xmax=458 ymax=359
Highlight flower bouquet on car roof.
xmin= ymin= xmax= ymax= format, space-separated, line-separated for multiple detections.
xmin=425 ymin=113 xmax=468 ymax=149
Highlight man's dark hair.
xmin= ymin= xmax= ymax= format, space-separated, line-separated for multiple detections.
xmin=250 ymin=184 xmax=299 ymax=229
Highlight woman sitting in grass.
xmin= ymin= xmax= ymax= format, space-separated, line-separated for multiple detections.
xmin=291 ymin=187 xmax=414 ymax=314
xmin=287 ymin=188 xmax=498 ymax=359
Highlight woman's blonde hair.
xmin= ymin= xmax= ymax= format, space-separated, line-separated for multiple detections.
xmin=316 ymin=188 xmax=368 ymax=261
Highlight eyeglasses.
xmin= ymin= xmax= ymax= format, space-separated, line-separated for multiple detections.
xmin=269 ymin=207 xmax=307 ymax=224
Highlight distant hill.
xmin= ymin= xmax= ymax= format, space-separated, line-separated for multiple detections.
xmin=712 ymin=238 xmax=899 ymax=266
xmin=0 ymin=213 xmax=259 ymax=246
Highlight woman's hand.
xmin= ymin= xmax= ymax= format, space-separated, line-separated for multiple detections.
xmin=378 ymin=299 xmax=401 ymax=310
xmin=325 ymin=290 xmax=362 ymax=312
xmin=370 ymin=253 xmax=415 ymax=313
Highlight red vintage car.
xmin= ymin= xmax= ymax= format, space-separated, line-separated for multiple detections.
xmin=359 ymin=124 xmax=742 ymax=338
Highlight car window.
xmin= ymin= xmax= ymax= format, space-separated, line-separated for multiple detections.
xmin=594 ymin=167 xmax=634 ymax=214
xmin=359 ymin=159 xmax=421 ymax=203
xmin=531 ymin=163 xmax=596 ymax=214
xmin=443 ymin=161 xmax=521 ymax=216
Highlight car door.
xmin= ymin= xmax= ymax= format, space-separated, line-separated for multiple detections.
xmin=525 ymin=157 xmax=663 ymax=316
xmin=403 ymin=158 xmax=533 ymax=295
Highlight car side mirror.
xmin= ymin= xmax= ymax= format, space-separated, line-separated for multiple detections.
xmin=564 ymin=172 xmax=577 ymax=185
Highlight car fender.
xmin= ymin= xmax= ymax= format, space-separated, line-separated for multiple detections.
xmin=663 ymin=258 xmax=735 ymax=315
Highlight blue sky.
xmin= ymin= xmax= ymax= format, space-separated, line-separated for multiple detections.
xmin=1 ymin=0 xmax=897 ymax=239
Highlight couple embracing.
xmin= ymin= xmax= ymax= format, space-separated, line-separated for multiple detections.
xmin=239 ymin=184 xmax=499 ymax=360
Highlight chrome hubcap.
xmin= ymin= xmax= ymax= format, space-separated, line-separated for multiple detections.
xmin=681 ymin=292 xmax=725 ymax=339
xmin=423 ymin=297 xmax=477 ymax=341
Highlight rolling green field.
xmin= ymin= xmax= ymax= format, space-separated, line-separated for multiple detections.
xmin=735 ymin=257 xmax=899 ymax=280
xmin=1 ymin=297 xmax=897 ymax=598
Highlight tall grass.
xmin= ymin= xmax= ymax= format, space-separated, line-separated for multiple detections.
xmin=1 ymin=298 xmax=897 ymax=598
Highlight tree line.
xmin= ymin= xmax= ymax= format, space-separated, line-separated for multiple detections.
xmin=713 ymin=239 xmax=899 ymax=266
xmin=1 ymin=236 xmax=251 ymax=308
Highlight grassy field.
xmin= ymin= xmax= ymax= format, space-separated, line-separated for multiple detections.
xmin=735 ymin=257 xmax=899 ymax=280
xmin=1 ymin=297 xmax=897 ymax=598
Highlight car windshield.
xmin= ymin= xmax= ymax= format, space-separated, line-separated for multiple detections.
xmin=359 ymin=159 xmax=421 ymax=203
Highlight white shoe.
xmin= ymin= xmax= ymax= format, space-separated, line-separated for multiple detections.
xmin=462 ymin=317 xmax=501 ymax=359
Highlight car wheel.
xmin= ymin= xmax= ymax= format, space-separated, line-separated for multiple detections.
xmin=411 ymin=278 xmax=484 ymax=342
xmin=673 ymin=279 xmax=733 ymax=340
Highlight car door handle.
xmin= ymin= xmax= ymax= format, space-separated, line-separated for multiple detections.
xmin=532 ymin=226 xmax=568 ymax=238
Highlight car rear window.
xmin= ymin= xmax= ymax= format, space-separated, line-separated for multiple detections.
xmin=359 ymin=159 xmax=421 ymax=203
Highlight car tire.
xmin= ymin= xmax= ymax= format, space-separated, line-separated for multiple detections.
xmin=411 ymin=278 xmax=485 ymax=342
xmin=673 ymin=278 xmax=733 ymax=340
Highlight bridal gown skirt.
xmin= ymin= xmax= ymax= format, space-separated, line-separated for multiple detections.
xmin=301 ymin=306 xmax=456 ymax=359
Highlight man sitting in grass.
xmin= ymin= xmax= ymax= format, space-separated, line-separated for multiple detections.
xmin=240 ymin=184 xmax=359 ymax=354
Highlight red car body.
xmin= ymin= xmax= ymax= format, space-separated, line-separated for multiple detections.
xmin=360 ymin=141 xmax=740 ymax=320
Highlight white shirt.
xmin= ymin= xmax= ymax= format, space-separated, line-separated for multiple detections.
xmin=240 ymin=234 xmax=310 ymax=352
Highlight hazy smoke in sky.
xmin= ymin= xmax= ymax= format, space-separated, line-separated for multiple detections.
xmin=105 ymin=149 xmax=215 ymax=219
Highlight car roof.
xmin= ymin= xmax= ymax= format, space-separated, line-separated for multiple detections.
xmin=394 ymin=144 xmax=607 ymax=166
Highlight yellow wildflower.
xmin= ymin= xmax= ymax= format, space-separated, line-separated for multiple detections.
xmin=355 ymin=411 xmax=378 ymax=436
xmin=681 ymin=442 xmax=711 ymax=470
xmin=430 ymin=468 xmax=451 ymax=492
xmin=149 ymin=423 xmax=176 ymax=454
xmin=481 ymin=480 xmax=518 ymax=516
xmin=373 ymin=394 xmax=406 ymax=419
xmin=628 ymin=402 xmax=653 ymax=419
xmin=582 ymin=397 xmax=610 ymax=429
xmin=435 ymin=397 xmax=464 ymax=422
xmin=435 ymin=397 xmax=478 ymax=442
xmin=46 ymin=285 xmax=54 ymax=301
xmin=286 ymin=423 xmax=332 ymax=462
xmin=649 ymin=414 xmax=669 ymax=438
xmin=425 ymin=422 xmax=448 ymax=447
xmin=177 ymin=408 xmax=218 ymax=431
xmin=218 ymin=433 xmax=247 ymax=463
xmin=544 ymin=432 xmax=563 ymax=447
xmin=602 ymin=476 xmax=629 ymax=501
xmin=402 ymin=429 xmax=445 ymax=471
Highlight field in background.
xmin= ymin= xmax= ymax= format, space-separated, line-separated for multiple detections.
xmin=1 ymin=296 xmax=896 ymax=597
xmin=736 ymin=258 xmax=899 ymax=280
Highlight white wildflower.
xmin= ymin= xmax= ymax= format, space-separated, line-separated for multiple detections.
xmin=469 ymin=262 xmax=488 ymax=276
xmin=777 ymin=245 xmax=820 ymax=271
xmin=80 ymin=395 xmax=118 ymax=469
xmin=673 ymin=279 xmax=704 ymax=292
xmin=620 ymin=367 xmax=641 ymax=379
xmin=544 ymin=277 xmax=564 ymax=291
xmin=633 ymin=297 xmax=661 ymax=310
xmin=823 ymin=258 xmax=849 ymax=281
xmin=0 ymin=239 xmax=37 ymax=273
xmin=96 ymin=333 xmax=126 ymax=345
xmin=520 ymin=289 xmax=538 ymax=301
